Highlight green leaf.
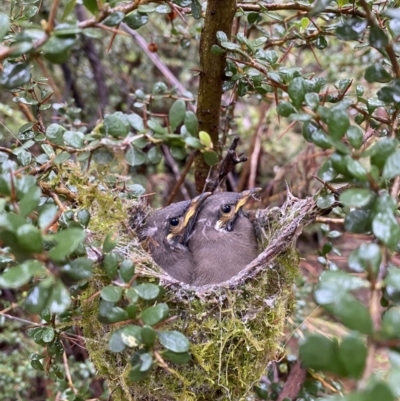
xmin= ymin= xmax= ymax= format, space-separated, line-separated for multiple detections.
xmin=158 ymin=331 xmax=189 ymax=353
xmin=327 ymin=108 xmax=349 ymax=140
xmin=103 ymin=252 xmax=119 ymax=280
xmin=121 ymin=325 xmax=142 ymax=347
xmin=125 ymin=288 xmax=139 ymax=304
xmin=16 ymin=224 xmax=43 ymax=253
xmin=348 ymin=243 xmax=381 ymax=274
xmin=365 ymin=63 xmax=392 ymax=83
xmin=101 ymin=285 xmax=123 ymax=302
xmin=336 ymin=18 xmax=367 ymax=41
xmin=326 ymin=293 xmax=373 ymax=335
xmin=383 ymin=149 xmax=400 ymax=180
xmin=184 ymin=111 xmax=198 ymax=136
xmin=277 ymin=101 xmax=297 ymax=117
xmin=0 ymin=62 xmax=31 ymax=90
xmin=147 ymin=146 xmax=162 ymax=164
xmin=109 ymin=329 xmax=126 ymax=352
xmin=124 ymin=11 xmax=149 ymax=30
xmin=125 ymin=146 xmax=147 ymax=166
xmin=169 ymin=100 xmax=186 ymax=131
xmin=288 ymin=77 xmax=306 ymax=109
xmin=346 ymin=157 xmax=368 ymax=181
xmin=199 ymin=131 xmax=212 ymax=148
xmin=216 ymin=30 xmax=228 ymax=42
xmin=134 ymin=283 xmax=160 ymax=300
xmin=19 ymin=185 xmax=41 ymax=217
xmin=347 ymin=125 xmax=363 ymax=149
xmin=316 ymin=193 xmax=335 ymax=209
xmin=141 ymin=325 xmax=157 ymax=347
xmin=140 ymin=303 xmax=169 ymax=326
xmin=77 ymin=209 xmax=90 ymax=228
xmin=300 ymin=334 xmax=341 ymax=374
xmin=83 ymin=0 xmax=98 ymax=14
xmin=104 ymin=114 xmax=129 ymax=138
xmin=339 ymin=188 xmax=374 ymax=208
xmin=103 ymin=232 xmax=118 ymax=253
xmin=0 ymin=14 xmax=10 ymax=41
xmin=185 ymin=136 xmax=203 ymax=149
xmin=203 ymin=150 xmax=218 ymax=166
xmin=369 ymin=25 xmax=389 ymax=51
xmin=63 ymin=131 xmax=84 ymax=148
xmin=48 ymin=228 xmax=85 ymax=262
xmin=161 ymin=350 xmax=191 ymax=365
xmin=305 ymin=93 xmax=319 ymax=110
xmin=372 ymin=212 xmax=400 ymax=250
xmin=47 ymin=280 xmax=71 ymax=313
xmin=61 ymin=0 xmax=76 ymax=21
xmin=220 ymin=41 xmax=240 ymax=50
xmin=25 ymin=280 xmax=52 ymax=313
xmin=0 ymin=260 xmax=44 ymax=289
xmin=38 ymin=204 xmax=58 ymax=230
xmin=127 ymin=113 xmax=144 ymax=132
xmin=125 ymin=304 xmax=137 ymax=320
xmin=382 ymin=307 xmax=400 ymax=339
xmin=92 ymin=149 xmax=112 ymax=164
xmin=41 ymin=327 xmax=55 ymax=343
xmin=46 ymin=124 xmax=66 ymax=146
xmin=191 ymin=0 xmax=201 ymax=19
xmin=338 ymin=334 xmax=367 ymax=378
xmin=211 ymin=44 xmax=225 ymax=54
xmin=170 ymin=145 xmax=186 ymax=160
xmin=42 ymin=37 xmax=76 ymax=63
xmin=148 ymin=119 xmax=166 ymax=136
xmin=62 ymin=257 xmax=93 ymax=280
xmin=385 ymin=266 xmax=400 ymax=303
xmin=103 ymin=11 xmax=125 ymax=26
xmin=315 ymin=35 xmax=328 ymax=49
xmin=119 ymin=260 xmax=135 ymax=283
xmin=344 ymin=209 xmax=372 ymax=233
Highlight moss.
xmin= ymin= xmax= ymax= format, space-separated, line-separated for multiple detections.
xmin=79 ymin=196 xmax=311 ymax=400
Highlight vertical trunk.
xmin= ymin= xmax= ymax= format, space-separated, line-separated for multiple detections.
xmin=195 ymin=0 xmax=237 ymax=192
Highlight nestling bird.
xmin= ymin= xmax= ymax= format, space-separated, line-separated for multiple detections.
xmin=139 ymin=193 xmax=211 ymax=283
xmin=189 ymin=189 xmax=261 ymax=286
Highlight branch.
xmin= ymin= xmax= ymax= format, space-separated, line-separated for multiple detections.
xmin=236 ymin=2 xmax=366 ymax=18
xmin=194 ymin=0 xmax=237 ymax=193
xmin=209 ymin=136 xmax=248 ymax=193
xmin=0 ymin=0 xmax=164 ymax=63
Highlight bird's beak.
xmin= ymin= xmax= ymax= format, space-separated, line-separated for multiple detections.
xmin=182 ymin=192 xmax=211 ymax=244
xmin=234 ymin=187 xmax=262 ymax=214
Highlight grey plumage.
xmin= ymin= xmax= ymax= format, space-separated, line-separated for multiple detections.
xmin=139 ymin=193 xmax=210 ymax=283
xmin=189 ymin=190 xmax=260 ymax=286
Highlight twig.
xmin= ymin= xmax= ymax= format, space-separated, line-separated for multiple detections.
xmin=166 ymin=151 xmax=196 ymax=205
xmin=121 ymin=24 xmax=195 ymax=111
xmin=162 ymin=145 xmax=190 ymax=201
xmin=210 ymin=136 xmax=248 ymax=193
xmin=63 ymin=351 xmax=78 ymax=395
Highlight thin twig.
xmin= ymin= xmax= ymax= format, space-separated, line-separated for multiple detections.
xmin=166 ymin=151 xmax=196 ymax=205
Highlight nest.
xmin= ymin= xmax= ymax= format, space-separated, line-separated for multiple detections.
xmin=80 ymin=191 xmax=330 ymax=401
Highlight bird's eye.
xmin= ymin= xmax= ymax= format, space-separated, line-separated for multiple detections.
xmin=221 ymin=204 xmax=231 ymax=214
xmin=169 ymin=217 xmax=180 ymax=226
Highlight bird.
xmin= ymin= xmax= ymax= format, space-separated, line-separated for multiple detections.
xmin=139 ymin=192 xmax=211 ymax=283
xmin=188 ymin=189 xmax=261 ymax=286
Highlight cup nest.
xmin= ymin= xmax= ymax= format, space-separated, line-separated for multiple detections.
xmin=80 ymin=190 xmax=331 ymax=401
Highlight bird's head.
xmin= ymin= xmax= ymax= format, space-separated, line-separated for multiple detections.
xmin=140 ymin=192 xmax=211 ymax=248
xmin=198 ymin=188 xmax=261 ymax=232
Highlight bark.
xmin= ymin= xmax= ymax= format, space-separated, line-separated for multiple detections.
xmin=194 ymin=0 xmax=237 ymax=193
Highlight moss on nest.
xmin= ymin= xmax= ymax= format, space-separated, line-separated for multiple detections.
xmin=80 ymin=193 xmax=326 ymax=400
